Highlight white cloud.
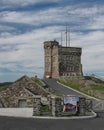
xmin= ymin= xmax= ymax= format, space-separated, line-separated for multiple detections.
xmin=71 ymin=31 xmax=104 ymax=74
xmin=68 ymin=5 xmax=103 ymax=15
xmin=0 ymin=25 xmax=15 ymax=31
xmin=1 ymin=0 xmax=59 ymax=7
xmin=88 ymin=16 xmax=104 ymax=29
xmin=0 ymin=4 xmax=104 ymax=32
xmin=0 ymin=8 xmax=66 ymax=25
xmin=0 ymin=26 xmax=62 ymax=78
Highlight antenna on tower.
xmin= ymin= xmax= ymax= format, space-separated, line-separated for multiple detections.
xmin=68 ymin=27 xmax=70 ymax=47
xmin=65 ymin=25 xmax=68 ymax=47
xmin=65 ymin=25 xmax=71 ymax=47
xmin=61 ymin=32 xmax=63 ymax=46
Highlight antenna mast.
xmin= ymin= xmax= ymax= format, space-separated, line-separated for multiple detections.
xmin=65 ymin=26 xmax=71 ymax=47
xmin=68 ymin=27 xmax=70 ymax=47
xmin=65 ymin=26 xmax=67 ymax=47
xmin=61 ymin=32 xmax=63 ymax=46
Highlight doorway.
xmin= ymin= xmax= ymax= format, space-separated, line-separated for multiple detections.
xmin=18 ymin=99 xmax=27 ymax=108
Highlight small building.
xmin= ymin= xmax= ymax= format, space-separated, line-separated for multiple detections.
xmin=44 ymin=40 xmax=83 ymax=79
xmin=0 ymin=75 xmax=49 ymax=108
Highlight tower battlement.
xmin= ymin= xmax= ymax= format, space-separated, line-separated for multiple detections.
xmin=44 ymin=40 xmax=59 ymax=49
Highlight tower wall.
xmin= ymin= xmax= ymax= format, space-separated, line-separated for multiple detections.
xmin=44 ymin=41 xmax=59 ymax=78
xmin=59 ymin=47 xmax=83 ymax=77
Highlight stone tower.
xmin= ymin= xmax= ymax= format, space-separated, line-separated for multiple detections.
xmin=44 ymin=40 xmax=83 ymax=79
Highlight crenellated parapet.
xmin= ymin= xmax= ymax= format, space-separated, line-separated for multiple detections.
xmin=44 ymin=40 xmax=59 ymax=49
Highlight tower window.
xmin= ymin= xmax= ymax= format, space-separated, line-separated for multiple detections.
xmin=66 ymin=56 xmax=73 ymax=61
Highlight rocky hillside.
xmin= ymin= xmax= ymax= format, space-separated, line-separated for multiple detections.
xmin=0 ymin=75 xmax=50 ymax=98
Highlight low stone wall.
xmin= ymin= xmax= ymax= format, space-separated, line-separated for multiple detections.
xmin=33 ymin=95 xmax=91 ymax=117
xmin=0 ymin=108 xmax=33 ymax=117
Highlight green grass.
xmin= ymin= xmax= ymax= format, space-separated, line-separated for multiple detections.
xmin=92 ymin=85 xmax=104 ymax=92
xmin=31 ymin=77 xmax=45 ymax=87
xmin=40 ymin=105 xmax=50 ymax=112
xmin=0 ymin=82 xmax=12 ymax=91
xmin=58 ymin=79 xmax=81 ymax=91
xmin=55 ymin=93 xmax=63 ymax=97
xmin=58 ymin=79 xmax=104 ymax=99
xmin=58 ymin=79 xmax=93 ymax=98
xmin=0 ymin=86 xmax=7 ymax=91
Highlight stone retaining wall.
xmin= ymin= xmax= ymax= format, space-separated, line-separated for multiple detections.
xmin=33 ymin=96 xmax=91 ymax=117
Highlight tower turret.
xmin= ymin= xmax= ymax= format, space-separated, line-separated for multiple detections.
xmin=44 ymin=40 xmax=59 ymax=78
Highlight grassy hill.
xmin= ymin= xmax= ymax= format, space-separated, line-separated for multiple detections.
xmin=58 ymin=77 xmax=104 ymax=99
xmin=0 ymin=82 xmax=13 ymax=91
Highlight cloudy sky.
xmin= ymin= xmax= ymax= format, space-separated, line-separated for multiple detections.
xmin=0 ymin=0 xmax=104 ymax=82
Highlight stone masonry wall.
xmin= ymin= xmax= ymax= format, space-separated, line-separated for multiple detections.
xmin=33 ymin=96 xmax=90 ymax=117
xmin=44 ymin=40 xmax=83 ymax=79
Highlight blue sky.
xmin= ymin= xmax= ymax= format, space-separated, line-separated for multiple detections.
xmin=0 ymin=0 xmax=104 ymax=82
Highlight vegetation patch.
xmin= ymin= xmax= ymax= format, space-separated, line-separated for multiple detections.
xmin=0 ymin=82 xmax=12 ymax=91
xmin=58 ymin=79 xmax=81 ymax=91
xmin=58 ymin=79 xmax=104 ymax=99
xmin=55 ymin=93 xmax=63 ymax=97
xmin=40 ymin=105 xmax=50 ymax=112
xmin=91 ymin=85 xmax=104 ymax=92
xmin=31 ymin=77 xmax=46 ymax=87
